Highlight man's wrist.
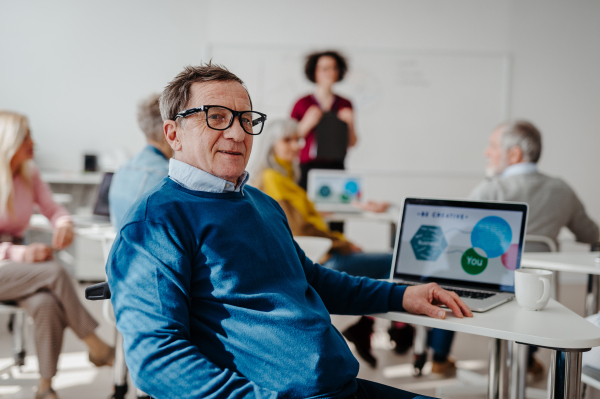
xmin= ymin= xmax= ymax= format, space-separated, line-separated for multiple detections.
xmin=389 ymin=284 xmax=407 ymax=313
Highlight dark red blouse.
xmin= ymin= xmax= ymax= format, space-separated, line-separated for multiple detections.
xmin=290 ymin=94 xmax=353 ymax=164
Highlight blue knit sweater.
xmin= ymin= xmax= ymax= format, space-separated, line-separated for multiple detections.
xmin=107 ymin=178 xmax=406 ymax=399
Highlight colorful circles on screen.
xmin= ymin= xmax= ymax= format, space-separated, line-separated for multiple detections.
xmin=471 ymin=216 xmax=512 ymax=259
xmin=460 ymin=216 xmax=516 ymax=274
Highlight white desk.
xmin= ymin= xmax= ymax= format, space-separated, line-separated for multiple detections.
xmin=27 ymin=214 xmax=114 ymax=281
xmin=322 ymin=209 xmax=399 ymax=224
xmin=323 ymin=209 xmax=400 ymax=250
xmin=522 ymin=252 xmax=600 ymax=276
xmin=522 ymin=252 xmax=600 ymax=316
xmin=375 ymin=299 xmax=600 ymax=399
xmin=40 ymin=171 xmax=104 ymax=185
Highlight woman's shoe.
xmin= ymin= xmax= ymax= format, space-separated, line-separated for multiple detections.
xmin=35 ymin=387 xmax=58 ymax=399
xmin=89 ymin=346 xmax=115 ymax=367
xmin=342 ymin=316 xmax=377 ymax=368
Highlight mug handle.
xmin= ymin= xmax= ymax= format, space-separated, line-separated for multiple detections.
xmin=537 ymin=277 xmax=551 ymax=305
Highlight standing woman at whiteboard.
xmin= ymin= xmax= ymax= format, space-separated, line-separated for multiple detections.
xmin=291 ymin=50 xmax=357 ymax=190
xmin=0 ymin=111 xmax=114 ymax=399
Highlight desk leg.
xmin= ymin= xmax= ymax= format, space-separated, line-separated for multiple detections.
xmin=586 ymin=274 xmax=599 ymax=317
xmin=488 ymin=338 xmax=510 ymax=399
xmin=549 ymin=350 xmax=582 ymax=399
xmin=509 ymin=341 xmax=527 ymax=399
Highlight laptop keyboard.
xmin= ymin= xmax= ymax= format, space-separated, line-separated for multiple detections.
xmin=443 ymin=288 xmax=495 ymax=300
xmin=397 ymin=282 xmax=495 ymax=300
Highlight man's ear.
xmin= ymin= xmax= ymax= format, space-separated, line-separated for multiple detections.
xmin=506 ymin=146 xmax=523 ymax=165
xmin=164 ymin=120 xmax=182 ymax=152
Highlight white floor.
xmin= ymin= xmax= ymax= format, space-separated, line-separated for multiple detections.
xmin=0 ymin=282 xmax=596 ymax=399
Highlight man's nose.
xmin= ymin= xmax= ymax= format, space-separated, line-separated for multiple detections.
xmin=223 ymin=119 xmax=246 ymax=141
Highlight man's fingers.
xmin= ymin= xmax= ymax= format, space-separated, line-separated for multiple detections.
xmin=434 ymin=289 xmax=464 ymax=318
xmin=447 ymin=291 xmax=473 ymax=317
xmin=458 ymin=298 xmax=473 ymax=317
xmin=420 ymin=301 xmax=446 ymax=319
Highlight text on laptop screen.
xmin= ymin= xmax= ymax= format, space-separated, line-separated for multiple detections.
xmin=394 ymin=201 xmax=527 ymax=291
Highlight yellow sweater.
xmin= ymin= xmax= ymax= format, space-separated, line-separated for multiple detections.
xmin=260 ymin=159 xmax=351 ymax=255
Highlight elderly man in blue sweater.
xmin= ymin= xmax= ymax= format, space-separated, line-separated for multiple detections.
xmin=106 ymin=63 xmax=472 ymax=399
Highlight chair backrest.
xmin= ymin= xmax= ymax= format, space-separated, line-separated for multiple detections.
xmin=524 ymin=234 xmax=557 ymax=253
xmin=293 ymin=236 xmax=333 ymax=261
xmin=582 ymin=365 xmax=600 ymax=391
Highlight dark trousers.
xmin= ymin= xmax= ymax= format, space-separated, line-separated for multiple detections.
xmin=350 ymin=378 xmax=436 ymax=398
xmin=428 ymin=329 xmax=455 ymax=362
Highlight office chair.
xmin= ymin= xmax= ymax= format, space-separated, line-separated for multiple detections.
xmin=86 ymin=282 xmax=151 ymax=399
xmin=293 ymin=236 xmax=333 ymax=262
xmin=0 ymin=302 xmax=27 ymax=370
xmin=91 ymin=230 xmax=151 ymax=399
xmin=525 ymin=235 xmax=558 ymax=301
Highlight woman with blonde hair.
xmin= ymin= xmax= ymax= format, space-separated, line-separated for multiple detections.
xmin=0 ymin=111 xmax=114 ymax=399
xmin=251 ymin=119 xmax=414 ymax=368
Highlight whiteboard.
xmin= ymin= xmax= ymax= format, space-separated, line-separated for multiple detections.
xmin=207 ymin=43 xmax=510 ymax=176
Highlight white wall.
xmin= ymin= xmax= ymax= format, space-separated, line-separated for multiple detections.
xmin=1 ymin=0 xmax=599 ymax=225
xmin=0 ymin=0 xmax=207 ymax=170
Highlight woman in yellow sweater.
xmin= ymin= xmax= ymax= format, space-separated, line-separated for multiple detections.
xmin=252 ymin=119 xmax=413 ymax=368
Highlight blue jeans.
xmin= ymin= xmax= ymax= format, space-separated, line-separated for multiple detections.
xmin=323 ymin=253 xmax=393 ymax=280
xmin=352 ymin=378 xmax=435 ymax=398
xmin=428 ymin=329 xmax=455 ymax=362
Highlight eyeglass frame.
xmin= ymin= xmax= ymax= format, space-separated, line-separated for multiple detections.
xmin=174 ymin=105 xmax=268 ymax=136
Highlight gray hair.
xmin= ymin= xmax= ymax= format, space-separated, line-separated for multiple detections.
xmin=249 ymin=119 xmax=300 ymax=189
xmin=137 ymin=93 xmax=164 ymax=142
xmin=159 ymin=63 xmax=251 ymax=123
xmin=499 ymin=120 xmax=542 ymax=163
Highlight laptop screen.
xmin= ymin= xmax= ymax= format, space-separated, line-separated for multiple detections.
xmin=307 ymin=170 xmax=363 ymax=207
xmin=392 ymin=198 xmax=528 ymax=293
xmin=93 ymin=172 xmax=114 ymax=217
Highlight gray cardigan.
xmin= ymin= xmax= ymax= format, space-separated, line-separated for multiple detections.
xmin=469 ymin=172 xmax=599 ymax=248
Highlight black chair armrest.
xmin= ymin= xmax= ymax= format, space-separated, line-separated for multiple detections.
xmin=85 ymin=282 xmax=111 ymax=300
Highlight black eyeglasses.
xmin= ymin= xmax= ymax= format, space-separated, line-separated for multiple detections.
xmin=175 ymin=105 xmax=267 ymax=135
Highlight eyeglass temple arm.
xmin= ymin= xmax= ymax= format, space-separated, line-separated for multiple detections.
xmin=175 ymin=106 xmax=205 ymax=119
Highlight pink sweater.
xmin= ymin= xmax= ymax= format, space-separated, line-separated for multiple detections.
xmin=0 ymin=164 xmax=71 ymax=261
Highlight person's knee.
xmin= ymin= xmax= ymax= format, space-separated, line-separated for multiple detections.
xmin=24 ymin=292 xmax=61 ymax=319
xmin=39 ymin=261 xmax=69 ymax=283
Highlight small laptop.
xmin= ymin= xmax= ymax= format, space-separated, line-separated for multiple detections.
xmin=71 ymin=172 xmax=113 ymax=227
xmin=307 ymin=169 xmax=363 ymax=213
xmin=390 ymin=198 xmax=528 ymax=312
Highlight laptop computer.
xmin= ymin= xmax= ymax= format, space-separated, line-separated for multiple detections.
xmin=71 ymin=172 xmax=113 ymax=227
xmin=390 ymin=197 xmax=528 ymax=312
xmin=307 ymin=169 xmax=364 ymax=213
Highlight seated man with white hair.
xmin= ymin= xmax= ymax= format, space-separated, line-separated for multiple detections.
xmin=471 ymin=120 xmax=598 ymax=250
xmin=106 ymin=63 xmax=472 ymax=399
xmin=109 ymin=93 xmax=173 ymax=229
xmin=430 ymin=120 xmax=599 ymax=380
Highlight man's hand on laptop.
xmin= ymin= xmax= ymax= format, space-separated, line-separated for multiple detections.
xmin=403 ymin=283 xmax=473 ymax=319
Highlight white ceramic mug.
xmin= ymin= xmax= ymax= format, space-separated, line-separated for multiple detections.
xmin=514 ymin=269 xmax=553 ymax=311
